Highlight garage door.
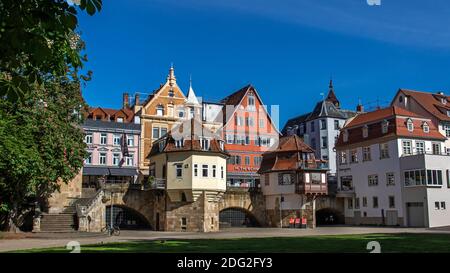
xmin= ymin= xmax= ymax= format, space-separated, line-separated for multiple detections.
xmin=407 ymin=202 xmax=425 ymax=227
xmin=386 ymin=210 xmax=398 ymax=226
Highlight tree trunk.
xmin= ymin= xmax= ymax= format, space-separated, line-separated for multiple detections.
xmin=5 ymin=203 xmax=22 ymax=233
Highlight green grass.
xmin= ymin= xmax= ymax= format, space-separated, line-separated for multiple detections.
xmin=14 ymin=233 xmax=450 ymax=253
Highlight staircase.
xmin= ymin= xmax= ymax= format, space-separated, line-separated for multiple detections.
xmin=40 ymin=209 xmax=78 ymax=233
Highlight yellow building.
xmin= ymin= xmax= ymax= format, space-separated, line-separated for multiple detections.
xmin=148 ymin=119 xmax=228 ymax=231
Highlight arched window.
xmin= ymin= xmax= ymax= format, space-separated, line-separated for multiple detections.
xmin=406 ymin=118 xmax=414 ymax=132
xmin=422 ymin=122 xmax=430 ymax=133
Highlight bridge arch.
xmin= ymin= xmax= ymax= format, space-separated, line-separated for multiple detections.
xmin=315 ymin=207 xmax=344 ymax=226
xmin=219 ymin=207 xmax=261 ymax=228
xmin=105 ymin=205 xmax=152 ymax=230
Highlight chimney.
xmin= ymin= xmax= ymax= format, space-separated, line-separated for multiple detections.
xmin=123 ymin=92 xmax=129 ymax=108
xmin=135 ymin=93 xmax=140 ymax=106
xmin=356 ymin=104 xmax=364 ymax=112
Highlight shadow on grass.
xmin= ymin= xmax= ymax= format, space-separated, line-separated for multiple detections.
xmin=15 ymin=233 xmax=450 ymax=253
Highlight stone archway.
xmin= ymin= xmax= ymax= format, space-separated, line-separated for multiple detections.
xmin=219 ymin=207 xmax=261 ymax=228
xmin=105 ymin=205 xmax=152 ymax=230
xmin=315 ymin=208 xmax=344 ymax=226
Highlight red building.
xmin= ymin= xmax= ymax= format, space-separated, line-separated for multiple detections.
xmin=220 ymin=85 xmax=280 ymax=187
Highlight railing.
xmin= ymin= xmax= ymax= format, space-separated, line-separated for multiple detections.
xmin=76 ymin=189 xmax=105 ymax=217
xmin=298 ymin=160 xmax=328 ymax=169
xmin=337 ymin=186 xmax=354 ymax=193
xmin=152 ymin=178 xmax=166 ymax=189
xmin=295 ymin=182 xmax=327 ymax=195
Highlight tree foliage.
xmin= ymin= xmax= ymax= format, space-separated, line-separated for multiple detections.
xmin=0 ymin=78 xmax=88 ymax=231
xmin=0 ymin=0 xmax=102 ymax=101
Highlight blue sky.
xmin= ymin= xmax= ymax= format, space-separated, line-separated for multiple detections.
xmin=78 ymin=0 xmax=450 ymax=127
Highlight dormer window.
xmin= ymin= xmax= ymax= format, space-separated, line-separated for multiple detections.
xmin=362 ymin=125 xmax=369 ymax=138
xmin=382 ymin=120 xmax=389 ymax=134
xmin=422 ymin=122 xmax=430 ymax=133
xmin=406 ymin=118 xmax=414 ymax=132
xmin=441 ymin=98 xmax=447 ymax=105
xmin=117 ymin=117 xmax=123 ymax=123
xmin=201 ymin=138 xmax=210 ymax=150
xmin=175 ymin=138 xmax=184 ymax=148
xmin=343 ymin=130 xmax=349 ymax=142
xmin=156 ymin=105 xmax=164 ymax=116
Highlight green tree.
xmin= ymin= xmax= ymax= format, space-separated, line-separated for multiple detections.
xmin=0 ymin=0 xmax=102 ymax=101
xmin=0 ymin=78 xmax=87 ymax=232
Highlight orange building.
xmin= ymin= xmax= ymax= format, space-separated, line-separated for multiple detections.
xmin=220 ymin=85 xmax=280 ymax=187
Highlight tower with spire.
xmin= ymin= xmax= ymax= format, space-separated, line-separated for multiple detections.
xmin=325 ymin=79 xmax=340 ymax=108
xmin=185 ymin=75 xmax=202 ymax=119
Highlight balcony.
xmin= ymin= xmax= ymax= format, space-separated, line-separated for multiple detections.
xmin=336 ymin=186 xmax=355 ymax=198
xmin=128 ymin=178 xmax=166 ymax=191
xmin=295 ymin=182 xmax=327 ymax=195
xmin=298 ymin=160 xmax=328 ymax=170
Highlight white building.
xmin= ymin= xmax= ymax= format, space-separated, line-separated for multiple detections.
xmin=336 ymin=106 xmax=450 ymax=228
xmin=282 ymin=80 xmax=359 ymax=175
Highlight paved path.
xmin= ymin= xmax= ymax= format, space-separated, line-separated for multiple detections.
xmin=1 ymin=226 xmax=450 ymax=252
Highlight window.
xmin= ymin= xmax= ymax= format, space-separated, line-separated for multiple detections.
xmin=399 ymin=95 xmax=403 ymax=103
xmin=99 ymin=153 xmax=106 ymax=165
xmin=189 ymin=107 xmax=195 ymax=119
xmin=248 ymin=94 xmax=255 ymax=107
xmin=245 ymin=136 xmax=250 ymax=145
xmin=382 ymin=120 xmax=389 ymax=134
xmin=168 ymin=89 xmax=174 ymax=97
xmin=126 ymin=154 xmax=134 ymax=166
xmin=212 ymin=165 xmax=216 ymax=178
xmin=406 ymin=119 xmax=414 ymax=132
xmin=389 ymin=196 xmax=395 ymax=208
xmin=127 ymin=135 xmax=134 ymax=146
xmin=202 ymin=165 xmax=208 ymax=177
xmin=230 ymin=155 xmax=241 ymax=165
xmin=254 ymin=156 xmax=262 ymax=166
xmin=221 ymin=166 xmax=224 ymax=179
xmin=245 ymin=117 xmax=254 ymax=127
xmin=441 ymin=202 xmax=446 ymax=210
xmin=245 ymin=156 xmax=250 ymax=165
xmin=194 ymin=164 xmax=198 ymax=177
xmin=435 ymin=202 xmax=440 ymax=210
xmin=402 ymin=140 xmax=412 ymax=155
xmin=85 ymin=152 xmax=92 ymax=165
xmin=181 ymin=217 xmax=187 ymax=228
xmin=235 ymin=116 xmax=243 ymax=126
xmin=363 ymin=146 xmax=371 ymax=161
xmin=280 ymin=173 xmax=292 ymax=185
xmin=386 ymin=173 xmax=395 ymax=186
xmin=259 ymin=119 xmax=265 ymax=128
xmin=355 ymin=198 xmax=360 ymax=209
xmin=348 ymin=198 xmax=353 ymax=209
xmin=175 ymin=138 xmax=184 ymax=148
xmin=380 ymin=143 xmax=389 ymax=159
xmin=178 ymin=110 xmax=185 ymax=118
xmin=161 ymin=128 xmax=168 ymax=137
xmin=310 ymin=121 xmax=315 ymax=132
xmin=362 ymin=125 xmax=368 ymax=138
xmin=368 ymin=175 xmax=378 ymax=186
xmin=321 ymin=137 xmax=328 ymax=148
xmin=226 ymin=134 xmax=234 ymax=144
xmin=175 ymin=164 xmax=182 ymax=178
xmin=320 ymin=119 xmax=327 ymax=130
xmin=445 ymin=125 xmax=450 ymax=137
xmin=152 ymin=127 xmax=160 ymax=139
xmin=113 ymin=153 xmax=120 ymax=166
xmin=100 ymin=133 xmax=107 ymax=145
xmin=334 ymin=120 xmax=340 ymax=130
xmin=113 ymin=134 xmax=121 ymax=146
xmin=405 ymin=169 xmax=443 ymax=187
xmin=447 ymin=170 xmax=450 ymax=188
xmin=422 ymin=122 xmax=430 ymax=133
xmin=416 ymin=141 xmax=425 ymax=154
xmin=201 ymin=138 xmax=210 ymax=150
xmin=362 ymin=197 xmax=367 ymax=207
xmin=311 ymin=138 xmax=316 ymax=150
xmin=85 ymin=133 xmax=93 ymax=144
xmin=340 ymin=151 xmax=347 ymax=164
xmin=350 ymin=149 xmax=358 ymax=163
xmin=265 ymin=174 xmax=270 ymax=186
xmin=373 ymin=197 xmax=379 ymax=208
xmin=432 ymin=143 xmax=441 ymax=155
xmin=117 ymin=117 xmax=123 ymax=123
xmin=156 ymin=105 xmax=164 ymax=116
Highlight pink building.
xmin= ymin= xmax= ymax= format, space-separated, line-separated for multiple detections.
xmin=82 ymin=106 xmax=141 ymax=187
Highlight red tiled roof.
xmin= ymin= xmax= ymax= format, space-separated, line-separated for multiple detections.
xmin=220 ymin=84 xmax=252 ymax=106
xmin=87 ymin=107 xmax=135 ymax=122
xmin=397 ymin=89 xmax=450 ymax=122
xmin=336 ymin=106 xmax=445 ymax=148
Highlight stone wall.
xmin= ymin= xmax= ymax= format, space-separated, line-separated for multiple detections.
xmin=47 ymin=170 xmax=83 ymax=213
xmin=219 ymin=188 xmax=266 ymax=226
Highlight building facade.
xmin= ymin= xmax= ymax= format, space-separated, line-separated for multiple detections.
xmin=258 ymin=135 xmax=328 ymax=228
xmin=282 ymin=81 xmax=358 ymax=175
xmin=220 ymin=85 xmax=280 ymax=188
xmin=82 ymin=107 xmax=141 ymax=187
xmin=335 ymin=106 xmax=450 ymax=227
xmin=148 ymin=119 xmax=228 ymax=232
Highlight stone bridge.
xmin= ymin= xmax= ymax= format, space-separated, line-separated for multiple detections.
xmin=77 ymin=184 xmax=268 ymax=232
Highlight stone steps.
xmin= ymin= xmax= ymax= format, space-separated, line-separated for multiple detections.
xmin=40 ymin=213 xmax=77 ymax=232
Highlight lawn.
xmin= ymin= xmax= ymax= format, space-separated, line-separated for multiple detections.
xmin=15 ymin=233 xmax=450 ymax=253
